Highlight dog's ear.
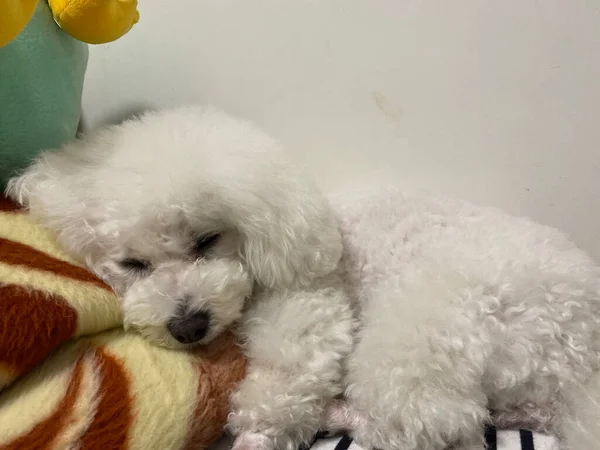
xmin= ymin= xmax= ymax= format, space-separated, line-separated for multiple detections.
xmin=5 ymin=146 xmax=98 ymax=261
xmin=5 ymin=157 xmax=50 ymax=208
xmin=232 ymin=178 xmax=342 ymax=289
xmin=6 ymin=152 xmax=60 ymax=211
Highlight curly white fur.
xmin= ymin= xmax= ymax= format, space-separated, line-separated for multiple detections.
xmin=7 ymin=106 xmax=600 ymax=450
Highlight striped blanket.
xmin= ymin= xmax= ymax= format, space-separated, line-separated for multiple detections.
xmin=209 ymin=427 xmax=559 ymax=450
xmin=307 ymin=429 xmax=559 ymax=450
xmin=0 ymin=196 xmax=246 ymax=449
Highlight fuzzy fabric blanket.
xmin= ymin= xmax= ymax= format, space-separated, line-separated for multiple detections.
xmin=0 ymin=196 xmax=246 ymax=449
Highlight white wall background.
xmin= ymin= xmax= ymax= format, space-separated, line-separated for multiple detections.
xmin=82 ymin=0 xmax=600 ymax=258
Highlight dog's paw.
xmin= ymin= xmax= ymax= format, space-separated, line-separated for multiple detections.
xmin=231 ymin=432 xmax=274 ymax=450
xmin=322 ymin=398 xmax=366 ymax=433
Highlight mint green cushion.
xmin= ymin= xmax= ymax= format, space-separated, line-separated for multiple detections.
xmin=0 ymin=2 xmax=88 ymax=189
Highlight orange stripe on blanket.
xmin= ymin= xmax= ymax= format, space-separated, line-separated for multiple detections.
xmin=183 ymin=333 xmax=247 ymax=450
xmin=0 ymin=355 xmax=85 ymax=450
xmin=0 ymin=362 xmax=17 ymax=389
xmin=80 ymin=347 xmax=133 ymax=450
xmin=0 ymin=238 xmax=110 ymax=290
xmin=0 ymin=285 xmax=78 ymax=376
xmin=183 ymin=360 xmax=219 ymax=450
xmin=0 ymin=197 xmax=19 ymax=212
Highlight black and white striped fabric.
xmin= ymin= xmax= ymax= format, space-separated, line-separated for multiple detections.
xmin=306 ymin=428 xmax=558 ymax=450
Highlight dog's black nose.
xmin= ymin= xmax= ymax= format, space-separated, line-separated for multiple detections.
xmin=167 ymin=310 xmax=211 ymax=344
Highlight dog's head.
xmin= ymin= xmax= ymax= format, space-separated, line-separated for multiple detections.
xmin=7 ymin=106 xmax=342 ymax=347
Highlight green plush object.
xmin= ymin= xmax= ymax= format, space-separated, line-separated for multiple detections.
xmin=0 ymin=1 xmax=88 ymax=190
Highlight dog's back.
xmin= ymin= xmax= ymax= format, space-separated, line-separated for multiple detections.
xmin=329 ymin=187 xmax=600 ymax=449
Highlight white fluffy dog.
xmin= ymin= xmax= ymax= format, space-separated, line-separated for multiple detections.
xmin=7 ymin=106 xmax=600 ymax=450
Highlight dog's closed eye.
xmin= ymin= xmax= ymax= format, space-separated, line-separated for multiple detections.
xmin=120 ymin=258 xmax=152 ymax=273
xmin=193 ymin=233 xmax=221 ymax=257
